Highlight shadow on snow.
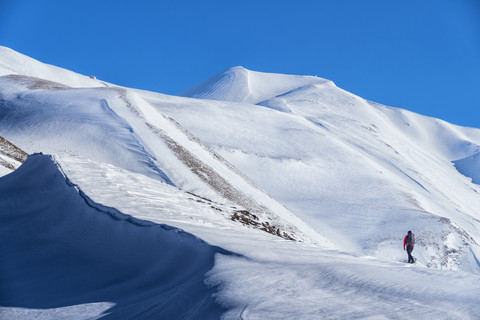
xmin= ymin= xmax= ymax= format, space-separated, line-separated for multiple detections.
xmin=0 ymin=153 xmax=234 ymax=319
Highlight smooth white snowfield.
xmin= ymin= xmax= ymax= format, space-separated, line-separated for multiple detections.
xmin=2 ymin=46 xmax=480 ymax=319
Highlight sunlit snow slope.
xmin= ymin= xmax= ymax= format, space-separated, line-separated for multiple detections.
xmin=0 ymin=46 xmax=102 ymax=88
xmin=0 ymin=50 xmax=328 ymax=246
xmin=156 ymin=66 xmax=480 ymax=271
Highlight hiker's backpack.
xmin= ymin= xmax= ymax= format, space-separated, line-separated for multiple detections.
xmin=406 ymin=233 xmax=415 ymax=246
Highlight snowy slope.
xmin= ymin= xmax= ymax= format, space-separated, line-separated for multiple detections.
xmin=0 ymin=75 xmax=173 ymax=183
xmin=2 ymin=47 xmax=480 ymax=319
xmin=3 ymin=47 xmax=480 ymax=267
xmin=2 ymin=153 xmax=480 ymax=320
xmin=55 ymin=154 xmax=480 ymax=319
xmin=0 ymin=72 xmax=330 ymax=246
xmin=0 ymin=46 xmax=104 ymax=88
xmin=142 ymin=77 xmax=480 ymax=271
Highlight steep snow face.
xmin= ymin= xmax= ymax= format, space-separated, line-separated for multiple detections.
xmin=0 ymin=46 xmax=102 ymax=88
xmin=0 ymin=153 xmax=227 ymax=319
xmin=180 ymin=66 xmax=330 ymax=104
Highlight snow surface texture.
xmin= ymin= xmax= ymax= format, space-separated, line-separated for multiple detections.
xmin=2 ymin=153 xmax=480 ymax=319
xmin=2 ymin=46 xmax=480 ymax=319
xmin=0 ymin=154 xmax=228 ymax=319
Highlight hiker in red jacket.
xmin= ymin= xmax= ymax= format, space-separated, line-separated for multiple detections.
xmin=404 ymin=231 xmax=416 ymax=263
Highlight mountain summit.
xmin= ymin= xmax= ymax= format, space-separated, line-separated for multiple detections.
xmin=180 ymin=66 xmax=331 ymax=104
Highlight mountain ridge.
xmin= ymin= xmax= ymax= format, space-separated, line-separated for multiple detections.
xmin=0 ymin=46 xmax=102 ymax=88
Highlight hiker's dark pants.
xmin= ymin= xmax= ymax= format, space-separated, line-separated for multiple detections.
xmin=406 ymin=245 xmax=414 ymax=263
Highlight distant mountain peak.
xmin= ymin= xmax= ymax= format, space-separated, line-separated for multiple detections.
xmin=180 ymin=66 xmax=332 ymax=104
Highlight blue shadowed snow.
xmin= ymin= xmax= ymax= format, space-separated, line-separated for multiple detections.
xmin=0 ymin=153 xmax=229 ymax=319
xmin=453 ymin=152 xmax=480 ymax=185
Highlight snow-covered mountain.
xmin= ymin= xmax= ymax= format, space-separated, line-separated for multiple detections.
xmin=1 ymin=46 xmax=480 ymax=319
xmin=175 ymin=66 xmax=480 ymax=270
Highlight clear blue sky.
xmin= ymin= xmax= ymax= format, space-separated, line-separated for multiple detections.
xmin=1 ymin=0 xmax=479 ymax=127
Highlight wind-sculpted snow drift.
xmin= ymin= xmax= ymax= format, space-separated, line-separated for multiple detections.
xmin=0 ymin=153 xmax=228 ymax=319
